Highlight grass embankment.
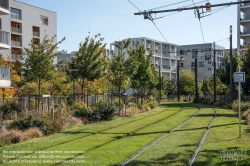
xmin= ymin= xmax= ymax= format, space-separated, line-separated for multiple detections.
xmin=193 ymin=106 xmax=250 ymax=166
xmin=0 ymin=103 xmax=182 ymax=165
xmin=127 ymin=105 xmax=215 ymax=166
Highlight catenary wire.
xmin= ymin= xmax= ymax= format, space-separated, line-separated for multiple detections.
xmin=127 ymin=0 xmax=169 ymax=43
xmin=153 ymin=0 xmax=208 ymax=20
xmin=147 ymin=0 xmax=191 ymax=11
xmin=127 ymin=0 xmax=142 ymax=12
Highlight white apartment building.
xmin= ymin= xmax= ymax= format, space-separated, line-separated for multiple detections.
xmin=237 ymin=0 xmax=250 ymax=53
xmin=0 ymin=0 xmax=11 ymax=88
xmin=178 ymin=43 xmax=225 ymax=80
xmin=0 ymin=0 xmax=57 ymax=63
xmin=110 ymin=37 xmax=180 ymax=80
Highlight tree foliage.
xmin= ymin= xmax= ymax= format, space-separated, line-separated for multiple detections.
xmin=68 ymin=34 xmax=107 ymax=98
xmin=22 ymin=35 xmax=65 ymax=95
xmin=128 ymin=45 xmax=155 ymax=93
xmin=242 ymin=47 xmax=250 ymax=93
xmin=179 ymin=70 xmax=195 ymax=95
xmin=217 ymin=53 xmax=239 ymax=89
xmin=109 ymin=39 xmax=137 ymax=92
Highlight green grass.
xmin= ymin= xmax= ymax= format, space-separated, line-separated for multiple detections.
xmin=193 ymin=106 xmax=250 ymax=166
xmin=0 ymin=103 xmax=184 ymax=165
xmin=126 ymin=106 xmax=215 ymax=166
xmin=1 ymin=103 xmax=248 ymax=166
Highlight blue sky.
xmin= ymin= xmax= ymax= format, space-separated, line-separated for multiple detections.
xmin=18 ymin=0 xmax=238 ymax=52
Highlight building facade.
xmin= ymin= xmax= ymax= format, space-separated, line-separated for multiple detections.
xmin=178 ymin=43 xmax=225 ymax=80
xmin=0 ymin=0 xmax=57 ymax=63
xmin=238 ymin=0 xmax=250 ymax=54
xmin=0 ymin=0 xmax=11 ymax=88
xmin=110 ymin=37 xmax=180 ymax=80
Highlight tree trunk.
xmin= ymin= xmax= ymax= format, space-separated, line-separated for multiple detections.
xmin=81 ymin=84 xmax=84 ymax=102
xmin=38 ymin=78 xmax=41 ymax=111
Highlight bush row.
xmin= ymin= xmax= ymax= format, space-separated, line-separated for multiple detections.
xmin=73 ymin=100 xmax=119 ymax=122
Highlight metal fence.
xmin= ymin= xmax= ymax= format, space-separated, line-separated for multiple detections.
xmin=0 ymin=94 xmax=108 ymax=111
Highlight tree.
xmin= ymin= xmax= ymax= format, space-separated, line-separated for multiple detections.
xmin=0 ymin=55 xmax=22 ymax=99
xmin=128 ymin=45 xmax=154 ymax=93
xmin=22 ymin=35 xmax=65 ymax=95
xmin=217 ymin=53 xmax=239 ymax=89
xmin=165 ymin=79 xmax=177 ymax=95
xmin=179 ymin=69 xmax=195 ymax=95
xmin=109 ymin=39 xmax=137 ymax=93
xmin=241 ymin=47 xmax=250 ymax=93
xmin=201 ymin=77 xmax=211 ymax=98
xmin=69 ymin=34 xmax=107 ymax=100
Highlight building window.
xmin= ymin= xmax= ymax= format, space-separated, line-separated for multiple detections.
xmin=10 ymin=8 xmax=22 ymax=20
xmin=208 ymin=61 xmax=211 ymax=64
xmin=191 ymin=62 xmax=195 ymax=67
xmin=132 ymin=41 xmax=135 ymax=47
xmin=192 ymin=49 xmax=198 ymax=59
xmin=41 ymin=15 xmax=48 ymax=25
xmin=137 ymin=41 xmax=139 ymax=45
xmin=198 ymin=62 xmax=205 ymax=67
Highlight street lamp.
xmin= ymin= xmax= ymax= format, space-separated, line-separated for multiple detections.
xmin=155 ymin=60 xmax=161 ymax=102
xmin=69 ymin=69 xmax=79 ymax=100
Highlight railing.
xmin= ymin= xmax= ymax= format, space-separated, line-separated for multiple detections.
xmin=11 ymin=27 xmax=22 ymax=34
xmin=0 ymin=67 xmax=10 ymax=80
xmin=0 ymin=0 xmax=9 ymax=10
xmin=240 ymin=14 xmax=247 ymax=20
xmin=12 ymin=54 xmax=23 ymax=60
xmin=240 ymin=28 xmax=248 ymax=34
xmin=41 ymin=19 xmax=48 ymax=25
xmin=11 ymin=13 xmax=21 ymax=20
xmin=0 ymin=30 xmax=9 ymax=45
xmin=11 ymin=40 xmax=22 ymax=47
xmin=240 ymin=44 xmax=246 ymax=49
xmin=240 ymin=0 xmax=250 ymax=7
xmin=33 ymin=31 xmax=40 ymax=37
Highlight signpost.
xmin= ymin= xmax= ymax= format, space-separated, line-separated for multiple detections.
xmin=234 ymin=72 xmax=245 ymax=138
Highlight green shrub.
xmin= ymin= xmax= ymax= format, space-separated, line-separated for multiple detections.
xmin=0 ymin=101 xmax=21 ymax=119
xmin=93 ymin=100 xmax=119 ymax=121
xmin=74 ymin=107 xmax=93 ymax=119
xmin=8 ymin=115 xmax=47 ymax=133
xmin=148 ymin=101 xmax=158 ymax=109
xmin=232 ymin=100 xmax=250 ymax=112
xmin=142 ymin=103 xmax=151 ymax=112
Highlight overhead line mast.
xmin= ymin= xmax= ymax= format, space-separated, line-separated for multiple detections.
xmin=135 ymin=1 xmax=250 ymax=20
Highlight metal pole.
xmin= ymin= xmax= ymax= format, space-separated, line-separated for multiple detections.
xmin=230 ymin=25 xmax=233 ymax=103
xmin=239 ymin=53 xmax=242 ymax=138
xmin=159 ymin=65 xmax=161 ymax=101
xmin=213 ymin=42 xmax=216 ymax=103
xmin=195 ymin=53 xmax=198 ymax=99
xmin=73 ymin=78 xmax=75 ymax=100
xmin=177 ymin=60 xmax=180 ymax=102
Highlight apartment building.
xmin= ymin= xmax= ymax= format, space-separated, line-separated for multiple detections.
xmin=178 ymin=43 xmax=225 ymax=80
xmin=110 ymin=37 xmax=180 ymax=80
xmin=0 ymin=0 xmax=57 ymax=63
xmin=238 ymin=0 xmax=250 ymax=54
xmin=0 ymin=0 xmax=10 ymax=88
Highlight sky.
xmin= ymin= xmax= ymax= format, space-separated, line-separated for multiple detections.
xmin=18 ymin=0 xmax=238 ymax=52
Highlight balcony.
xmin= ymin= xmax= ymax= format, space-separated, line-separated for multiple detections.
xmin=11 ymin=40 xmax=22 ymax=47
xmin=0 ymin=30 xmax=10 ymax=49
xmin=0 ymin=0 xmax=9 ymax=15
xmin=11 ymin=27 xmax=22 ymax=34
xmin=33 ymin=31 xmax=40 ymax=37
xmin=240 ymin=28 xmax=250 ymax=36
xmin=240 ymin=1 xmax=250 ymax=7
xmin=0 ymin=66 xmax=11 ymax=88
xmin=240 ymin=14 xmax=250 ymax=22
xmin=11 ymin=13 xmax=21 ymax=20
